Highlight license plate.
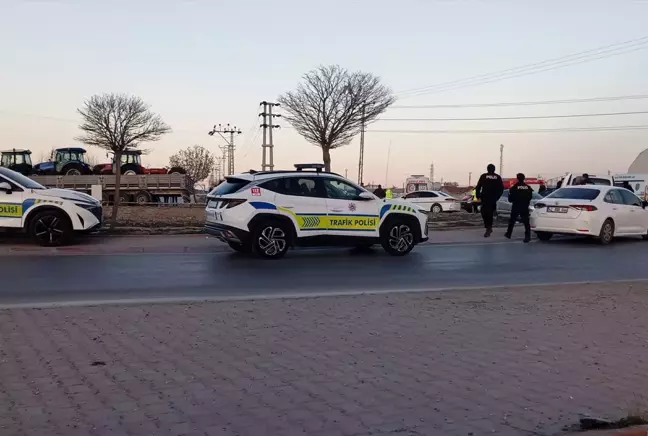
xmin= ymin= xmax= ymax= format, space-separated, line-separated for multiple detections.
xmin=547 ymin=206 xmax=568 ymax=213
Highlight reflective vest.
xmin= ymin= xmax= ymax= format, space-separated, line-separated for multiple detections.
xmin=471 ymin=189 xmax=478 ymax=201
xmin=385 ymin=189 xmax=393 ymax=199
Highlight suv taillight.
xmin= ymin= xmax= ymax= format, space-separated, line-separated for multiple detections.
xmin=226 ymin=199 xmax=247 ymax=209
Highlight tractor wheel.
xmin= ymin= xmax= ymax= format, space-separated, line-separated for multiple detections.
xmin=62 ymin=164 xmax=84 ymax=176
xmin=168 ymin=167 xmax=186 ymax=175
xmin=121 ymin=164 xmax=141 ymax=175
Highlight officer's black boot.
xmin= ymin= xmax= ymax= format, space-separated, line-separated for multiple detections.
xmin=523 ymin=232 xmax=531 ymax=243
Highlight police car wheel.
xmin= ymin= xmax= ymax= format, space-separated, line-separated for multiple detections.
xmin=252 ymin=221 xmax=290 ymax=259
xmin=381 ymin=221 xmax=415 ymax=256
xmin=28 ymin=210 xmax=72 ymax=247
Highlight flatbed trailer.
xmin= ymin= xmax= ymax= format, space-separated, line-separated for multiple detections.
xmin=29 ymin=174 xmax=193 ymax=204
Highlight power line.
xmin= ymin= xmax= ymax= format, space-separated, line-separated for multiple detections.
xmin=391 ymin=94 xmax=648 ymax=109
xmin=396 ymin=36 xmax=648 ymax=99
xmin=365 ymin=125 xmax=648 ymax=134
xmin=378 ymin=110 xmax=648 ymax=122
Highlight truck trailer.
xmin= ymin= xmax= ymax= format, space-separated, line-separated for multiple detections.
xmin=29 ymin=174 xmax=193 ymax=204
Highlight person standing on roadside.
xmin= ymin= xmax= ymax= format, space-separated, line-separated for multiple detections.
xmin=622 ymin=181 xmax=634 ymax=192
xmin=505 ymin=173 xmax=533 ymax=243
xmin=475 ymin=163 xmax=504 ymax=237
xmin=385 ymin=188 xmax=393 ymax=199
xmin=373 ymin=184 xmax=386 ymax=199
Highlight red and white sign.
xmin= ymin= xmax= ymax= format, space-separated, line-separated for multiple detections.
xmin=251 ymin=187 xmax=261 ymax=196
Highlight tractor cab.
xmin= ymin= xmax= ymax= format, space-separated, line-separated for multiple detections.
xmin=0 ymin=149 xmax=33 ymax=176
xmin=93 ymin=149 xmax=145 ymax=175
xmin=34 ymin=147 xmax=92 ymax=175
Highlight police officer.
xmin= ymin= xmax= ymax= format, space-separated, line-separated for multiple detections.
xmin=385 ymin=188 xmax=393 ymax=199
xmin=505 ymin=172 xmax=533 ymax=243
xmin=373 ymin=185 xmax=386 ymax=199
xmin=475 ymin=163 xmax=504 ymax=237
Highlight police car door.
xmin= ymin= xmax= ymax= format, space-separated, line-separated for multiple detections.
xmin=321 ymin=177 xmax=379 ymax=237
xmin=0 ymin=174 xmax=25 ymax=228
xmin=274 ymin=176 xmax=329 ymax=237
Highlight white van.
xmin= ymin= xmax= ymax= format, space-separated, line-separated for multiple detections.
xmin=614 ymin=173 xmax=648 ymax=200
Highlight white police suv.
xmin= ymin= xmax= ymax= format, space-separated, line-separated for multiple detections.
xmin=205 ymin=164 xmax=429 ymax=259
xmin=0 ymin=167 xmax=102 ymax=246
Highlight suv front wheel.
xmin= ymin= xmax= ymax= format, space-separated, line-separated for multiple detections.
xmin=380 ymin=219 xmax=416 ymax=256
xmin=252 ymin=220 xmax=291 ymax=259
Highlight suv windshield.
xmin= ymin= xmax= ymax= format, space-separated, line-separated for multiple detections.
xmin=0 ymin=167 xmax=45 ymax=189
xmin=547 ymin=188 xmax=600 ymax=200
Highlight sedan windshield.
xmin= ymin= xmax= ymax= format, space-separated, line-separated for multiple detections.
xmin=547 ymin=188 xmax=600 ymax=200
xmin=0 ymin=167 xmax=45 ymax=189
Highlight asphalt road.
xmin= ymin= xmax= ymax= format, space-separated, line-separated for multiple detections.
xmin=2 ymin=236 xmax=648 ymax=306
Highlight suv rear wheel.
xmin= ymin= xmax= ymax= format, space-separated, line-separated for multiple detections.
xmin=380 ymin=218 xmax=416 ymax=256
xmin=252 ymin=220 xmax=291 ymax=259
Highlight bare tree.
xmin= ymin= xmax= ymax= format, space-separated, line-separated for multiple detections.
xmin=169 ymin=145 xmax=215 ymax=201
xmin=278 ymin=65 xmax=394 ymax=172
xmin=75 ymin=93 xmax=171 ymax=226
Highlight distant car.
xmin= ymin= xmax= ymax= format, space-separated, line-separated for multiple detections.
xmin=402 ymin=190 xmax=461 ymax=213
xmin=531 ymin=185 xmax=648 ymax=244
xmin=496 ymin=189 xmax=543 ymax=219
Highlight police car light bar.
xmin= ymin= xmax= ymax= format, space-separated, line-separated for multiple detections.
xmin=294 ymin=163 xmax=325 ymax=172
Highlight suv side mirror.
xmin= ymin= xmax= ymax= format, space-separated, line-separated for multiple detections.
xmin=358 ymin=191 xmax=374 ymax=201
xmin=0 ymin=181 xmax=13 ymax=194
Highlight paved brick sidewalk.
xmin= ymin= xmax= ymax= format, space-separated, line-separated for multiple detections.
xmin=2 ymin=282 xmax=648 ymax=436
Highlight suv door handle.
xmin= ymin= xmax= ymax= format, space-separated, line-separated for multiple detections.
xmin=331 ymin=208 xmax=343 ymax=212
xmin=281 ymin=206 xmax=294 ymax=209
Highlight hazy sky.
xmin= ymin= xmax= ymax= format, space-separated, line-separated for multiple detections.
xmin=1 ymin=0 xmax=648 ymax=186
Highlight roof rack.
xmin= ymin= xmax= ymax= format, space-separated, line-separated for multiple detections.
xmin=294 ymin=163 xmax=325 ymax=172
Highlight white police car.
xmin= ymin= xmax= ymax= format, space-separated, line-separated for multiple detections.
xmin=0 ymin=167 xmax=102 ymax=246
xmin=205 ymin=164 xmax=429 ymax=258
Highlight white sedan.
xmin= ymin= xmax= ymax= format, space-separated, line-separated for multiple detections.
xmin=531 ymin=185 xmax=648 ymax=244
xmin=401 ymin=190 xmax=461 ymax=213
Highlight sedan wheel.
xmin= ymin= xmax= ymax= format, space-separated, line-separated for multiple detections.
xmin=598 ymin=219 xmax=614 ymax=245
xmin=29 ymin=211 xmax=72 ymax=247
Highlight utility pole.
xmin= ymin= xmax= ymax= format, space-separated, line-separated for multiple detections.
xmin=345 ymin=168 xmax=348 ymax=179
xmin=429 ymin=163 xmax=434 ymax=183
xmin=469 ymin=172 xmax=472 ymax=186
xmin=500 ymin=144 xmax=504 ymax=177
xmin=358 ymin=107 xmax=365 ymax=184
xmin=260 ymin=101 xmax=280 ymax=171
xmin=209 ymin=124 xmax=241 ymax=176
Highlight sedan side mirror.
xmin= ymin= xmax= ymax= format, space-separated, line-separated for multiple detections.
xmin=0 ymin=181 xmax=13 ymax=194
xmin=358 ymin=191 xmax=374 ymax=201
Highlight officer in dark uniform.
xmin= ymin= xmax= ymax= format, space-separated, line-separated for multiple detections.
xmin=475 ymin=164 xmax=504 ymax=237
xmin=505 ymin=173 xmax=533 ymax=243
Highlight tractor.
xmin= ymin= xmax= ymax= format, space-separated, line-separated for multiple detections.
xmin=93 ymin=149 xmax=186 ymax=175
xmin=0 ymin=149 xmax=33 ymax=176
xmin=33 ymin=147 xmax=93 ymax=176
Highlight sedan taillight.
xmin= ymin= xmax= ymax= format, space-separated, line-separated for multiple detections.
xmin=534 ymin=203 xmax=546 ymax=209
xmin=570 ymin=204 xmax=597 ymax=211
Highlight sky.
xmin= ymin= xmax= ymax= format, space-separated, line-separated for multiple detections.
xmin=1 ymin=0 xmax=648 ymax=186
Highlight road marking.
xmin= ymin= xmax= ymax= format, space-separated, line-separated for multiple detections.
xmin=2 ymin=278 xmax=647 ymax=310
